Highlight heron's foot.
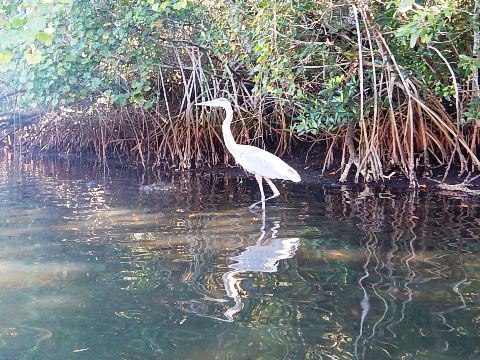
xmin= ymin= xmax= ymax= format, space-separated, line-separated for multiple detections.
xmin=248 ymin=201 xmax=261 ymax=210
xmin=248 ymin=199 xmax=266 ymax=211
xmin=250 ymin=193 xmax=284 ymax=210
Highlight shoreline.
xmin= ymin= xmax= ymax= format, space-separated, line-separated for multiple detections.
xmin=196 ymin=156 xmax=480 ymax=195
xmin=3 ymin=150 xmax=480 ymax=195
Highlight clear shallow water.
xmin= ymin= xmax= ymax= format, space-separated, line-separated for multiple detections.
xmin=0 ymin=157 xmax=478 ymax=360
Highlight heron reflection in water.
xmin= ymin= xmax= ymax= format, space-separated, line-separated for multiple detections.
xmin=221 ymin=212 xmax=300 ymax=321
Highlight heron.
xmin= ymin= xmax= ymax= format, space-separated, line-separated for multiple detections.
xmin=195 ymin=98 xmax=301 ymax=210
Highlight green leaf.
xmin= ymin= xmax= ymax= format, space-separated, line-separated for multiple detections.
xmin=151 ymin=3 xmax=159 ymax=11
xmin=0 ymin=51 xmax=14 ymax=64
xmin=11 ymin=17 xmax=28 ymax=29
xmin=172 ymin=0 xmax=188 ymax=10
xmin=458 ymin=55 xmax=472 ymax=69
xmin=36 ymin=31 xmax=54 ymax=43
xmin=159 ymin=1 xmax=169 ymax=10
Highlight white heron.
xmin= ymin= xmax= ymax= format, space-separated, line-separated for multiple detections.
xmin=195 ymin=98 xmax=301 ymax=209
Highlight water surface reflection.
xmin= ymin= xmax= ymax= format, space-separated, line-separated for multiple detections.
xmin=222 ymin=213 xmax=300 ymax=321
xmin=0 ymin=157 xmax=478 ymax=359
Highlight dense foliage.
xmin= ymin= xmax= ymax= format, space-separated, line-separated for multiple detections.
xmin=1 ymin=0 xmax=479 ymax=184
xmin=1 ymin=0 xmax=197 ymax=107
xmin=201 ymin=0 xmax=479 ymax=123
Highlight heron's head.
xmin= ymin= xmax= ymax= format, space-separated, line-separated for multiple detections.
xmin=195 ymin=97 xmax=231 ymax=109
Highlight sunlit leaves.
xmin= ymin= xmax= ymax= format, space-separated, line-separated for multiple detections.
xmin=0 ymin=0 xmax=68 ymax=66
xmin=459 ymin=55 xmax=480 ymax=75
xmin=160 ymin=1 xmax=170 ymax=11
xmin=396 ymin=0 xmax=415 ymax=13
xmin=150 ymin=0 xmax=174 ymax=13
xmin=11 ymin=17 xmax=28 ymax=29
xmin=2 ymin=0 xmax=476 ymax=123
xmin=395 ymin=0 xmax=461 ymax=48
xmin=36 ymin=31 xmax=54 ymax=43
xmin=172 ymin=0 xmax=188 ymax=10
xmin=0 ymin=51 xmax=14 ymax=64
xmin=1 ymin=0 xmax=198 ymax=108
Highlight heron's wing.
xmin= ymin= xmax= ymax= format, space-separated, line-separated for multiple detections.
xmin=236 ymin=145 xmax=299 ymax=181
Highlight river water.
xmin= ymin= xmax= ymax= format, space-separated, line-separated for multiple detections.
xmin=0 ymin=157 xmax=478 ymax=359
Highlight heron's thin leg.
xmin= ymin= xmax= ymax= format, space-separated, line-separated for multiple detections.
xmin=253 ymin=178 xmax=281 ymax=207
xmin=264 ymin=178 xmax=280 ymax=200
xmin=248 ymin=174 xmax=265 ymax=210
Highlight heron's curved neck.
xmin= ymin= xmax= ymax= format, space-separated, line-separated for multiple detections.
xmin=222 ymin=106 xmax=239 ymax=153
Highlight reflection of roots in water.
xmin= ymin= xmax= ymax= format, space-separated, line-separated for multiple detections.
xmin=221 ymin=212 xmax=300 ymax=321
xmin=338 ymin=188 xmax=473 ymax=360
xmin=432 ymin=264 xmax=468 ymax=333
